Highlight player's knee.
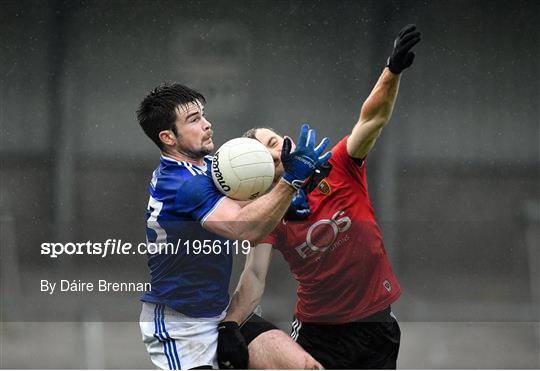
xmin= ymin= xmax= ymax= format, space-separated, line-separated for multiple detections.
xmin=249 ymin=329 xmax=323 ymax=369
xmin=263 ymin=328 xmax=283 ymax=342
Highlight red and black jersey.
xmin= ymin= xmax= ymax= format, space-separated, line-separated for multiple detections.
xmin=263 ymin=136 xmax=401 ymax=323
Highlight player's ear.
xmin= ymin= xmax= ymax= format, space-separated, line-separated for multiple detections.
xmin=159 ymin=130 xmax=176 ymax=146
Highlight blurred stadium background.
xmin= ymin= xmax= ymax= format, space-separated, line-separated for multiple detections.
xmin=1 ymin=0 xmax=538 ymax=368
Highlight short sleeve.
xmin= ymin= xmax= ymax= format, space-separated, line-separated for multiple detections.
xmin=329 ymin=136 xmax=365 ymax=184
xmin=174 ymin=175 xmax=226 ymax=224
xmin=260 ymin=222 xmax=285 ymax=248
xmin=261 ymin=230 xmax=278 ymax=246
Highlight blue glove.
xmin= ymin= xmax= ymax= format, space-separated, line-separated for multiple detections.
xmin=285 ymin=188 xmax=311 ymax=220
xmin=281 ymin=124 xmax=332 ymax=190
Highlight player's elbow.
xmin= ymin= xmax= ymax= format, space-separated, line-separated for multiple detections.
xmin=212 ymin=219 xmax=256 ymax=243
xmin=229 ymin=228 xmax=260 ymax=246
xmin=244 ymin=233 xmax=263 ymax=247
xmin=240 ymin=226 xmax=269 ymax=246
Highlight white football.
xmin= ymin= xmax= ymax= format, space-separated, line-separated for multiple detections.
xmin=212 ymin=137 xmax=275 ymax=200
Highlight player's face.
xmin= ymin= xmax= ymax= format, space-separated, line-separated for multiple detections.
xmin=254 ymin=128 xmax=288 ymax=183
xmin=173 ymin=101 xmax=214 ymax=158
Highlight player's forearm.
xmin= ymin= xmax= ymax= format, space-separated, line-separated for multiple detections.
xmin=347 ymin=68 xmax=401 ymax=158
xmin=359 ymin=68 xmax=401 ymax=127
xmin=224 ymin=270 xmax=265 ymax=323
xmin=234 ymin=180 xmax=295 ymax=244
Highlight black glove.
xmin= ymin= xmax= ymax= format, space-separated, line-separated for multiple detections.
xmin=217 ymin=321 xmax=249 ymax=369
xmin=386 ymin=24 xmax=422 ymax=74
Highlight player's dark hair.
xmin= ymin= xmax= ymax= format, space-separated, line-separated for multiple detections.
xmin=242 ymin=127 xmax=281 ymax=140
xmin=137 ymin=83 xmax=206 ymax=150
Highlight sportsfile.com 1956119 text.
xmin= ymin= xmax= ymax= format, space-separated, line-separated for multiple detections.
xmin=40 ymin=239 xmax=251 ymax=258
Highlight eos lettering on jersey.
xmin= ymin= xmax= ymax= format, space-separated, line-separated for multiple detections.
xmin=212 ymin=152 xmax=230 ymax=191
xmin=295 ymin=210 xmax=351 ymax=258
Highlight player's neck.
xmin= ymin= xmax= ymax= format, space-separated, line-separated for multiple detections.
xmin=161 ymin=150 xmax=205 ymax=166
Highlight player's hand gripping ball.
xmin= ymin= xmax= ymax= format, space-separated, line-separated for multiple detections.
xmin=212 ymin=137 xmax=275 ymax=200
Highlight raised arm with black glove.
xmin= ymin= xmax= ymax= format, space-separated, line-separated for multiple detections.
xmin=347 ymin=24 xmax=421 ymax=159
xmin=386 ymin=24 xmax=422 ymax=74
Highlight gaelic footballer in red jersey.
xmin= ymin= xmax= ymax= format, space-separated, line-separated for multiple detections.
xmin=219 ymin=24 xmax=421 ymax=369
xmin=262 ymin=136 xmax=401 ymax=323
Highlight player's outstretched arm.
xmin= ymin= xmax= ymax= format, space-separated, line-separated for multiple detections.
xmin=204 ymin=124 xmax=330 ymax=244
xmin=226 ymin=243 xmax=272 ymax=324
xmin=218 ymin=244 xmax=323 ymax=370
xmin=216 ymin=244 xmax=272 ymax=369
xmin=347 ymin=24 xmax=421 ymax=160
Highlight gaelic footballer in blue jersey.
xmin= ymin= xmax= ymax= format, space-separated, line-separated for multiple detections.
xmin=136 ymin=83 xmax=330 ymax=369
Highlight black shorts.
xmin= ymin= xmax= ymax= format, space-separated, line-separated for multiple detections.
xmin=239 ymin=312 xmax=279 ymax=344
xmin=291 ymin=307 xmax=401 ymax=369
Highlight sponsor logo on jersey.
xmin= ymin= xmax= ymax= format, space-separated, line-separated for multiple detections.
xmin=383 ymin=279 xmax=392 ymax=292
xmin=317 ymin=179 xmax=331 ymax=195
xmin=295 ymin=210 xmax=351 ymax=258
xmin=212 ymin=152 xmax=231 ymax=192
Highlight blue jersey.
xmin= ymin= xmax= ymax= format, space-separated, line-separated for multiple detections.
xmin=140 ymin=155 xmax=232 ymax=317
